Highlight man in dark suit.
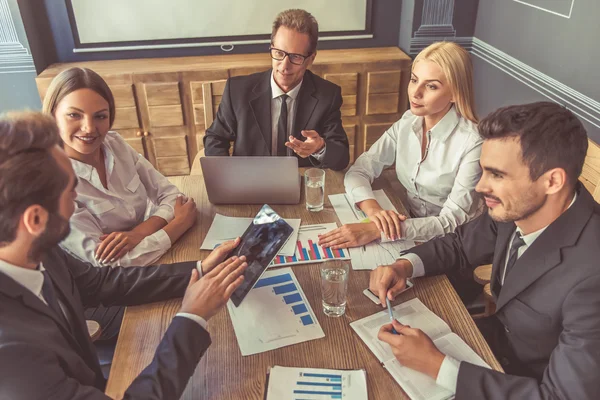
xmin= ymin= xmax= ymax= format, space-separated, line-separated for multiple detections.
xmin=370 ymin=102 xmax=600 ymax=399
xmin=203 ymin=9 xmax=349 ymax=171
xmin=0 ymin=112 xmax=247 ymax=399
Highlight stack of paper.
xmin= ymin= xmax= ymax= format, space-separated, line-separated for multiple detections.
xmin=350 ymin=298 xmax=490 ymax=400
xmin=227 ymin=267 xmax=324 ymax=356
xmin=329 ymin=190 xmax=416 ymax=270
xmin=200 ymin=213 xmax=301 ymax=257
xmin=269 ymin=223 xmax=350 ymax=267
xmin=265 ymin=366 xmax=368 ymax=400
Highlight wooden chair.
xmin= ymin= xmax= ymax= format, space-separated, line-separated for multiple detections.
xmin=86 ymin=320 xmax=102 ymax=342
xmin=471 ymin=138 xmax=600 ymax=318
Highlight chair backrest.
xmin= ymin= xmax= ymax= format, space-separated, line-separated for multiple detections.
xmin=579 ymin=139 xmax=600 ymax=202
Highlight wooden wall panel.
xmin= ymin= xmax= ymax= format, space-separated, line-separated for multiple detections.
xmin=112 ymin=107 xmax=140 ymax=130
xmin=145 ymin=82 xmax=181 ymax=106
xmin=148 ymin=105 xmax=184 ymax=127
xmin=366 ymin=70 xmax=403 ymax=115
xmin=110 ymin=84 xmax=136 ymax=108
xmin=344 ymin=124 xmax=357 ymax=163
xmin=124 ymin=138 xmax=145 ymax=156
xmin=152 ymin=136 xmax=188 ymax=157
xmin=156 ymin=157 xmax=190 ymax=176
xmin=364 ymin=123 xmax=391 ymax=151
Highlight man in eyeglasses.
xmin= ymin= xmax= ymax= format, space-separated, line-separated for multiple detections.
xmin=203 ymin=9 xmax=350 ymax=171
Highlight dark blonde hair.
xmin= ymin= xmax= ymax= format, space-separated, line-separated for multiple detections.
xmin=271 ymin=9 xmax=319 ymax=54
xmin=0 ymin=111 xmax=68 ymax=246
xmin=42 ymin=67 xmax=116 ymax=128
xmin=413 ymin=42 xmax=478 ymax=123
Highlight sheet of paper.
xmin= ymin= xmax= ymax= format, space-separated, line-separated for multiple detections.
xmin=200 ymin=213 xmax=301 ymax=257
xmin=329 ymin=190 xmax=416 ymax=270
xmin=350 ymin=298 xmax=452 ymax=362
xmin=265 ymin=366 xmax=368 ymax=400
xmin=269 ymin=223 xmax=351 ymax=267
xmin=227 ymin=268 xmax=325 ymax=356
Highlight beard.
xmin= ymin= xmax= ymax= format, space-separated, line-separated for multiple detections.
xmin=488 ymin=192 xmax=547 ymax=223
xmin=28 ymin=212 xmax=71 ymax=262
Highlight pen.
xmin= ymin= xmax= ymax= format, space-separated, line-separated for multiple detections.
xmin=386 ymin=297 xmax=398 ymax=334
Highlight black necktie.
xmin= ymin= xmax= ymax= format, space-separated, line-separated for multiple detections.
xmin=41 ymin=269 xmax=69 ymax=327
xmin=277 ymin=94 xmax=289 ymax=156
xmin=493 ymin=231 xmax=526 ymax=297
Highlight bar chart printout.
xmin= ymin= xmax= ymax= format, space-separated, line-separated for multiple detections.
xmin=265 ymin=366 xmax=368 ymax=400
xmin=270 ymin=223 xmax=351 ymax=267
xmin=227 ymin=268 xmax=324 ymax=356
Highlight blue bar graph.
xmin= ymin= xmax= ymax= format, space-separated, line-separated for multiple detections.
xmin=254 ymin=273 xmax=292 ymax=289
xmin=283 ymin=293 xmax=302 ymax=304
xmin=300 ymin=315 xmax=314 ymax=326
xmin=293 ymin=390 xmax=342 ymax=398
xmin=303 ymin=373 xmax=342 ymax=381
xmin=273 ymin=283 xmax=297 ymax=295
xmin=311 ymin=242 xmax=322 ymax=260
xmin=292 ymin=303 xmax=308 ymax=315
xmin=297 ymin=382 xmax=341 ymax=389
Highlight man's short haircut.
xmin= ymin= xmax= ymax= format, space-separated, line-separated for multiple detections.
xmin=0 ymin=112 xmax=69 ymax=247
xmin=271 ymin=9 xmax=319 ymax=54
xmin=479 ymin=102 xmax=588 ymax=187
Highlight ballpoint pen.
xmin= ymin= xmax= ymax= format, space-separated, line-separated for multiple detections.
xmin=386 ymin=297 xmax=399 ymax=334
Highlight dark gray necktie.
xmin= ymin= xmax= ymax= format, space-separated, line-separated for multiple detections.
xmin=493 ymin=231 xmax=526 ymax=297
xmin=277 ymin=94 xmax=289 ymax=156
xmin=41 ymin=269 xmax=69 ymax=327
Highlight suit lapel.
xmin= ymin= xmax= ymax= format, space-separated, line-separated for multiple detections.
xmin=496 ymin=184 xmax=595 ymax=310
xmin=293 ymin=70 xmax=318 ymax=138
xmin=249 ymin=70 xmax=273 ymax=154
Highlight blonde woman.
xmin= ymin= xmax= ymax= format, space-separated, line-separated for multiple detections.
xmin=43 ymin=67 xmax=197 ymax=268
xmin=319 ymin=42 xmax=482 ymax=249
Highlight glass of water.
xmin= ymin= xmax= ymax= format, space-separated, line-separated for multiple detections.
xmin=305 ymin=168 xmax=325 ymax=212
xmin=320 ymin=263 xmax=349 ymax=317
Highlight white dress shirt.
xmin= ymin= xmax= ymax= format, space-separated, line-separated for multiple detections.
xmin=345 ymin=106 xmax=482 ymax=241
xmin=403 ymin=193 xmax=577 ymax=393
xmin=60 ymin=131 xmax=181 ymax=267
xmin=270 ymin=72 xmax=325 ymax=161
xmin=0 ymin=258 xmax=207 ymax=330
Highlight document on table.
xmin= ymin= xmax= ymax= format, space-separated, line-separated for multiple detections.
xmin=269 ymin=223 xmax=350 ymax=267
xmin=350 ymin=298 xmax=490 ymax=400
xmin=329 ymin=190 xmax=416 ymax=270
xmin=200 ymin=213 xmax=301 ymax=257
xmin=227 ymin=267 xmax=325 ymax=356
xmin=265 ymin=365 xmax=368 ymax=400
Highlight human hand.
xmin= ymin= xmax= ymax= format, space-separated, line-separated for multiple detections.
xmin=369 ymin=260 xmax=413 ymax=306
xmin=201 ymin=237 xmax=240 ymax=274
xmin=96 ymin=230 xmax=145 ymax=264
xmin=365 ymin=209 xmax=407 ymax=241
xmin=285 ymin=130 xmax=325 ymax=158
xmin=378 ymin=320 xmax=445 ymax=379
xmin=179 ymin=255 xmax=247 ymax=320
xmin=317 ymin=222 xmax=380 ymax=249
xmin=174 ymin=195 xmax=197 ymax=229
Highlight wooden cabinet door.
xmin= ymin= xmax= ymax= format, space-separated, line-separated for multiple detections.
xmin=133 ymin=72 xmax=191 ymax=176
xmin=182 ymin=70 xmax=230 ymax=156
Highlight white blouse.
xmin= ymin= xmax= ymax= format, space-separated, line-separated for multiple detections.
xmin=344 ymin=106 xmax=483 ymax=241
xmin=60 ymin=131 xmax=181 ymax=267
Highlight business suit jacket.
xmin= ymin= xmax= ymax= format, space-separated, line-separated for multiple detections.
xmin=0 ymin=246 xmax=209 ymax=400
xmin=203 ymin=69 xmax=350 ymax=171
xmin=409 ymin=183 xmax=600 ymax=400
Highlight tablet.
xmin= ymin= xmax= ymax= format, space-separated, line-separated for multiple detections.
xmin=230 ymin=204 xmax=294 ymax=306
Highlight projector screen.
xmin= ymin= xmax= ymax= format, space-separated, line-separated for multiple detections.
xmin=70 ymin=0 xmax=370 ymax=46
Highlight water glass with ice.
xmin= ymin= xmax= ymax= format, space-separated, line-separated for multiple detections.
xmin=320 ymin=263 xmax=349 ymax=317
xmin=305 ymin=168 xmax=325 ymax=212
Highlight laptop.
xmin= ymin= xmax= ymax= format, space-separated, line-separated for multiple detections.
xmin=200 ymin=156 xmax=302 ymax=204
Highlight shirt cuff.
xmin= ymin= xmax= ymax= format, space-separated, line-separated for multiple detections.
xmin=348 ymin=186 xmax=376 ymax=205
xmin=151 ymin=205 xmax=175 ymax=223
xmin=436 ymin=355 xmax=461 ymax=394
xmin=196 ymin=261 xmax=203 ymax=278
xmin=152 ymin=228 xmax=173 ymax=249
xmin=311 ymin=143 xmax=326 ymax=161
xmin=398 ymin=253 xmax=425 ymax=278
xmin=175 ymin=312 xmax=208 ymax=331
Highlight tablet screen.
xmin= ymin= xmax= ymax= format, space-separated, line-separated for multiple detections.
xmin=230 ymin=204 xmax=294 ymax=306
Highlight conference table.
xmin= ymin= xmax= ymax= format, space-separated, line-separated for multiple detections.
xmin=105 ymin=167 xmax=502 ymax=399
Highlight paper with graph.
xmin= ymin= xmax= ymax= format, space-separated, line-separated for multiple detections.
xmin=329 ymin=190 xmax=416 ymax=270
xmin=227 ymin=268 xmax=324 ymax=356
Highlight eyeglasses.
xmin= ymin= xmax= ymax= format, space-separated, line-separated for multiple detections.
xmin=270 ymin=47 xmax=311 ymax=65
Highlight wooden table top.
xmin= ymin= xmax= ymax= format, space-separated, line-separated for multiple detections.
xmin=105 ymin=169 xmax=502 ymax=400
